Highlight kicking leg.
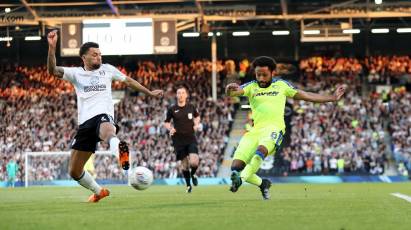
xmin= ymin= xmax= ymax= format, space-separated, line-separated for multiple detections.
xmin=240 ymin=145 xmax=271 ymax=200
xmin=69 ymin=150 xmax=109 ymax=202
xmin=99 ymin=121 xmax=129 ymax=170
xmin=240 ymin=145 xmax=267 ymax=182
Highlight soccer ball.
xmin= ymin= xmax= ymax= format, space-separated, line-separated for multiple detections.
xmin=128 ymin=166 xmax=153 ymax=190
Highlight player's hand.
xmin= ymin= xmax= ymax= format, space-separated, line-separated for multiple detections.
xmin=169 ymin=128 xmax=176 ymax=136
xmin=47 ymin=30 xmax=58 ymax=48
xmin=150 ymin=89 xmax=164 ymax=98
xmin=225 ymin=83 xmax=240 ymax=94
xmin=334 ymin=84 xmax=347 ymax=101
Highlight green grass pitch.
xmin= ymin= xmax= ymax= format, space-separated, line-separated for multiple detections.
xmin=1 ymin=183 xmax=410 ymax=230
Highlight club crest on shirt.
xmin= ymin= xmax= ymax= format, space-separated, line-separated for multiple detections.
xmin=188 ymin=113 xmax=193 ymax=119
xmin=90 ymin=75 xmax=99 ymax=86
xmin=271 ymin=132 xmax=277 ymax=140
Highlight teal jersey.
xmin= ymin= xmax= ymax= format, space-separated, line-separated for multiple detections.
xmin=240 ymin=78 xmax=297 ymax=130
xmin=6 ymin=161 xmax=18 ymax=177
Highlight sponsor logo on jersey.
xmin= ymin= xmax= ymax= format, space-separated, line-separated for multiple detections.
xmin=254 ymin=91 xmax=279 ymax=97
xmin=188 ymin=113 xmax=193 ymax=119
xmin=84 ymin=84 xmax=107 ymax=92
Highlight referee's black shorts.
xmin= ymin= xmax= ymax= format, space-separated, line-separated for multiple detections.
xmin=173 ymin=142 xmax=199 ymax=161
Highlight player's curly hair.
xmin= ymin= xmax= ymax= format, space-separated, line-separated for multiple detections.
xmin=79 ymin=42 xmax=99 ymax=57
xmin=251 ymin=56 xmax=277 ymax=72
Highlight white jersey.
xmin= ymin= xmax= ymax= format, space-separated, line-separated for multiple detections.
xmin=62 ymin=64 xmax=127 ymax=125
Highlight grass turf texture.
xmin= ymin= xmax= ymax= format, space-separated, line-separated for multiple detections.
xmin=1 ymin=183 xmax=410 ymax=230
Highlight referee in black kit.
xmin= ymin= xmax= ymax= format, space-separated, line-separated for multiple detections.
xmin=164 ymin=85 xmax=200 ymax=193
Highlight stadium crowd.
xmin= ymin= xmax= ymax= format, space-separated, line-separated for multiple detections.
xmin=389 ymin=89 xmax=411 ymax=176
xmin=299 ymin=56 xmax=411 ymax=85
xmin=1 ymin=56 xmax=410 ymax=184
xmin=364 ymin=56 xmax=411 ymax=84
xmin=299 ymin=56 xmax=363 ymax=80
xmin=275 ymin=82 xmax=389 ymax=176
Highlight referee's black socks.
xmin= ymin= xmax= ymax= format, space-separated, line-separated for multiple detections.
xmin=182 ymin=170 xmax=191 ymax=186
xmin=190 ymin=166 xmax=198 ymax=178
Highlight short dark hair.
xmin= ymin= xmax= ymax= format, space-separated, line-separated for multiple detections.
xmin=79 ymin=42 xmax=99 ymax=57
xmin=176 ymin=84 xmax=189 ymax=93
xmin=252 ymin=56 xmax=277 ymax=72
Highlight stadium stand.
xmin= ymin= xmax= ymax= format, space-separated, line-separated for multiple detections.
xmin=1 ymin=57 xmax=410 ymax=183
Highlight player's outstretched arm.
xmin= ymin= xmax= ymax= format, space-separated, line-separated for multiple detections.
xmin=124 ymin=76 xmax=163 ymax=98
xmin=293 ymin=84 xmax=346 ymax=103
xmin=47 ymin=30 xmax=64 ymax=78
xmin=225 ymin=83 xmax=244 ymax=97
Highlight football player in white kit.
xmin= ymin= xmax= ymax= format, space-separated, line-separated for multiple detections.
xmin=47 ymin=30 xmax=163 ymax=202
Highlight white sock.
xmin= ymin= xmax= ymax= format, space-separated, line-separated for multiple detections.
xmin=77 ymin=171 xmax=102 ymax=194
xmin=109 ymin=136 xmax=120 ymax=156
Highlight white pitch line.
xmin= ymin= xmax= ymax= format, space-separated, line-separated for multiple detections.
xmin=391 ymin=193 xmax=411 ymax=203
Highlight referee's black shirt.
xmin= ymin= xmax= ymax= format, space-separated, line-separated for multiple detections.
xmin=165 ymin=103 xmax=199 ymax=145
